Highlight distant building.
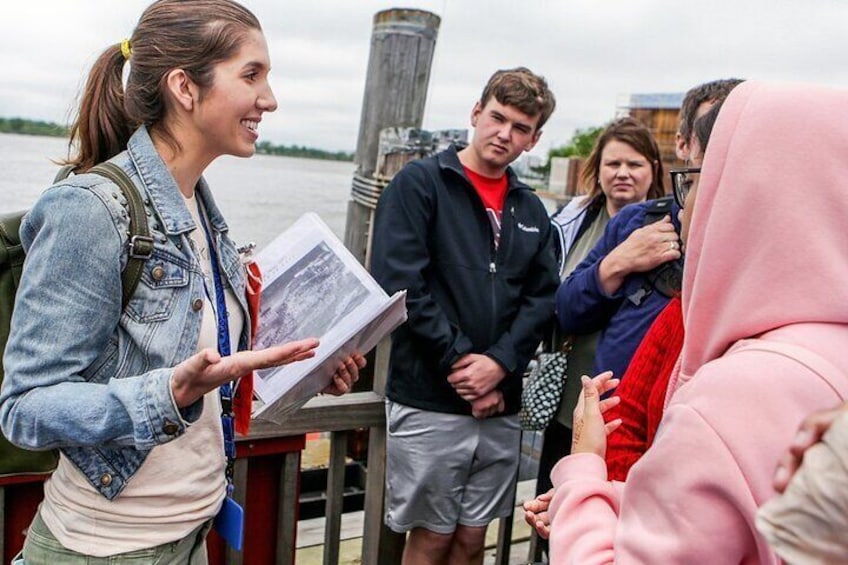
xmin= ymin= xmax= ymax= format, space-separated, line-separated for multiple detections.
xmin=512 ymin=154 xmax=544 ymax=178
xmin=617 ymin=92 xmax=686 ymax=192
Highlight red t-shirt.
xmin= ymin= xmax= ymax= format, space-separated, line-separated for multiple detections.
xmin=463 ymin=166 xmax=508 ymax=247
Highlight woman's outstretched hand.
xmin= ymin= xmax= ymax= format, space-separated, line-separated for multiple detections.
xmin=571 ymin=371 xmax=622 ymax=458
xmin=170 ymin=338 xmax=320 ymax=408
xmin=322 ymin=353 xmax=367 ymax=395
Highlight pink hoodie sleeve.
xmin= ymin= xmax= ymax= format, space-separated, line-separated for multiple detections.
xmin=549 ymin=403 xmax=767 ymax=564
xmin=548 ymin=453 xmax=619 ymax=564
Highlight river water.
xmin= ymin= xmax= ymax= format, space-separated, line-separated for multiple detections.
xmin=0 ymin=133 xmax=356 ymax=250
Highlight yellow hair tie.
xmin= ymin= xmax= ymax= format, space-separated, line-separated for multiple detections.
xmin=120 ymin=39 xmax=132 ymax=61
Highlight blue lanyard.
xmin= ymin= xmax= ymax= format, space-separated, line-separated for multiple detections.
xmin=196 ymin=204 xmax=237 ymax=493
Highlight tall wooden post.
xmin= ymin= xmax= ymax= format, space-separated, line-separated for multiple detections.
xmin=344 ymin=8 xmax=441 ymax=268
xmin=343 ymin=9 xmax=440 ymax=565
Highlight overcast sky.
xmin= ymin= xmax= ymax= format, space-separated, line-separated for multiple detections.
xmin=2 ymin=0 xmax=846 ymax=158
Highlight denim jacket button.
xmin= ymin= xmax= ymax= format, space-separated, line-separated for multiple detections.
xmin=151 ymin=266 xmax=165 ymax=281
xmin=163 ymin=419 xmax=179 ymax=435
xmin=192 ymin=298 xmax=203 ymax=312
xmin=99 ymin=473 xmax=113 ymax=486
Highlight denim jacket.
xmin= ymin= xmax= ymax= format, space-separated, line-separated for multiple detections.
xmin=0 ymin=126 xmax=249 ymax=499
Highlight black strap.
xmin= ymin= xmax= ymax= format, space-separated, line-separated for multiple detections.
xmin=641 ymin=195 xmax=674 ymax=225
xmin=55 ymin=163 xmax=153 ymax=309
xmin=627 ymin=195 xmax=682 ymax=304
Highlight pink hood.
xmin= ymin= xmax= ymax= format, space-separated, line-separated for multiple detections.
xmin=679 ymin=80 xmax=848 ymax=382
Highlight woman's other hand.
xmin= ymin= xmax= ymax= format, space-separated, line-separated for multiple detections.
xmin=170 ymin=338 xmax=320 ymax=407
xmin=571 ymin=371 xmax=622 ymax=457
xmin=322 ymin=353 xmax=367 ymax=395
xmin=773 ymin=402 xmax=848 ymax=493
xmin=598 ymin=215 xmax=681 ymax=295
xmin=523 ymin=488 xmax=554 ymax=539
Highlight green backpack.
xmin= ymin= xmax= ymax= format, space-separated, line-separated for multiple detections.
xmin=0 ymin=162 xmax=153 ymax=478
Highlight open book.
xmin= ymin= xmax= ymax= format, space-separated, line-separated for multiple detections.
xmin=250 ymin=212 xmax=407 ymax=424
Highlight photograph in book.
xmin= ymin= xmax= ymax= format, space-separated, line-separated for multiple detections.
xmin=255 ymin=241 xmax=371 ymax=350
xmin=250 ymin=212 xmax=407 ymax=423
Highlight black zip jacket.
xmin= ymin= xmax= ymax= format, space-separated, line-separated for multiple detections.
xmin=371 ymin=146 xmax=559 ymax=416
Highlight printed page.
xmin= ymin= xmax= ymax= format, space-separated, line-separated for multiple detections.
xmin=250 ymin=213 xmax=407 ymax=423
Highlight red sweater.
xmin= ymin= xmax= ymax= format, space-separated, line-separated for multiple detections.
xmin=604 ymin=297 xmax=684 ymax=481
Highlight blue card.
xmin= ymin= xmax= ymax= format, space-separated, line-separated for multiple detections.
xmin=214 ymin=496 xmax=245 ymax=551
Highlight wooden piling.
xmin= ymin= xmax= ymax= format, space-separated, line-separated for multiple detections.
xmin=344 ymin=8 xmax=441 ymax=267
xmin=342 ymin=10 xmax=440 ymax=564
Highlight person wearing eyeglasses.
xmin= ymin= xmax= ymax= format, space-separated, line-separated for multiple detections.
xmin=531 ymin=117 xmax=666 ymax=557
xmin=550 ymin=82 xmax=737 ymax=398
xmin=525 ymin=79 xmax=740 ymax=542
xmin=546 ymin=79 xmax=848 ymax=564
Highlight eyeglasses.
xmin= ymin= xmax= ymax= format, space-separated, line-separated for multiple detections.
xmin=669 ymin=167 xmax=700 ymax=209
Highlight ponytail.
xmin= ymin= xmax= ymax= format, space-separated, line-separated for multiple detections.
xmin=62 ymin=0 xmax=261 ymax=173
xmin=64 ymin=44 xmax=136 ymax=173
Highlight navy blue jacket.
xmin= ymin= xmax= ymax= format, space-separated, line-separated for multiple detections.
xmin=556 ymin=200 xmax=681 ymax=380
xmin=371 ymin=146 xmax=559 ymax=416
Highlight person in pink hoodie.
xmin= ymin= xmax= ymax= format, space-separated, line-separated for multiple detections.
xmin=545 ymin=80 xmax=848 ymax=564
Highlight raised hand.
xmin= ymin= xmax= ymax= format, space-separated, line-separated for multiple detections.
xmin=571 ymin=371 xmax=622 ymax=458
xmin=170 ymin=338 xmax=320 ymax=408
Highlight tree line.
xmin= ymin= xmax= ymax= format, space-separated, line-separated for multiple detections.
xmin=0 ymin=117 xmax=354 ymax=162
xmin=0 ymin=117 xmax=69 ymax=137
xmin=1 ymin=115 xmax=602 ymax=167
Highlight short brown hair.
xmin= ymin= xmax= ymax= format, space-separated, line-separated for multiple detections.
xmin=678 ymin=78 xmax=744 ymax=144
xmin=479 ymin=67 xmax=556 ymax=130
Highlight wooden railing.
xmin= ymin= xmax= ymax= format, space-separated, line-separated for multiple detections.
xmin=239 ymin=339 xmax=523 ymax=565
xmin=0 ymin=340 xmax=524 ymax=564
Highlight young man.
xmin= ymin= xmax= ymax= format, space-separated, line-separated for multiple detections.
xmin=371 ymin=67 xmax=559 ymax=565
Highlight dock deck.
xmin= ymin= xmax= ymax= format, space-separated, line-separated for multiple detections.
xmin=296 ymin=433 xmax=543 ymax=564
xmin=296 ymin=479 xmax=539 ymax=564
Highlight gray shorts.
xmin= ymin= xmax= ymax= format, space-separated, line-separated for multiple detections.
xmin=384 ymin=400 xmax=521 ymax=534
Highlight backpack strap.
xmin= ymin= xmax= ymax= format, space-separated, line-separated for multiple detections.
xmin=88 ymin=162 xmax=154 ymax=309
xmin=55 ymin=163 xmax=153 ymax=309
xmin=53 ymin=164 xmax=75 ymax=184
xmin=627 ymin=196 xmax=683 ymax=304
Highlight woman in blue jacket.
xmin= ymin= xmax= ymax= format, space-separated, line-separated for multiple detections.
xmin=0 ymin=1 xmax=361 ymax=562
xmin=536 ymin=117 xmax=666 ymax=532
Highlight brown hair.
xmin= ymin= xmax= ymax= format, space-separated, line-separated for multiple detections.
xmin=580 ymin=116 xmax=665 ymax=206
xmin=678 ymin=78 xmax=744 ymax=145
xmin=479 ymin=67 xmax=556 ymax=130
xmin=65 ymin=0 xmax=261 ymax=172
xmin=694 ymin=99 xmax=725 ymax=155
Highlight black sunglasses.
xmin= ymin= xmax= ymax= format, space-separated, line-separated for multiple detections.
xmin=669 ymin=167 xmax=701 ymax=209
